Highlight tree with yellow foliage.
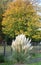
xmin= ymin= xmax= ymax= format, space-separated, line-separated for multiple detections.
xmin=2 ymin=0 xmax=41 ymax=42
xmin=0 ymin=0 xmax=13 ymax=42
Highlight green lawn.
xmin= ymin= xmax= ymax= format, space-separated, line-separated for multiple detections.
xmin=32 ymin=53 xmax=41 ymax=58
xmin=0 ymin=46 xmax=11 ymax=54
xmin=0 ymin=61 xmax=41 ymax=65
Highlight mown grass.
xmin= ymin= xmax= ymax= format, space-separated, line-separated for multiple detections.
xmin=0 ymin=61 xmax=41 ymax=65
xmin=0 ymin=46 xmax=11 ymax=54
xmin=32 ymin=53 xmax=41 ymax=58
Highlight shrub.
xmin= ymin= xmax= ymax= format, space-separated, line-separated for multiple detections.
xmin=11 ymin=34 xmax=33 ymax=63
xmin=0 ymin=54 xmax=5 ymax=63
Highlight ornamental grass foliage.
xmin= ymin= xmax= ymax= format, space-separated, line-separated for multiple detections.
xmin=11 ymin=34 xmax=33 ymax=63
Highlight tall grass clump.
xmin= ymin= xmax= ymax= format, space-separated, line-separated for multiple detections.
xmin=11 ymin=34 xmax=33 ymax=64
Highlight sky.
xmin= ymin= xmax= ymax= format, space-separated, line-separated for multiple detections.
xmin=31 ymin=0 xmax=41 ymax=5
xmin=37 ymin=0 xmax=41 ymax=3
xmin=36 ymin=0 xmax=41 ymax=16
xmin=36 ymin=0 xmax=41 ymax=5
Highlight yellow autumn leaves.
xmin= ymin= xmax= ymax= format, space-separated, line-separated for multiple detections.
xmin=2 ymin=0 xmax=41 ymax=42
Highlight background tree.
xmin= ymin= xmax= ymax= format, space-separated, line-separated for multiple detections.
xmin=0 ymin=0 xmax=13 ymax=43
xmin=2 ymin=0 xmax=41 ymax=42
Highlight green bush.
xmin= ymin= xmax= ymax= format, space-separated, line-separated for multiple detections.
xmin=30 ymin=52 xmax=36 ymax=56
xmin=0 ymin=54 xmax=5 ymax=63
